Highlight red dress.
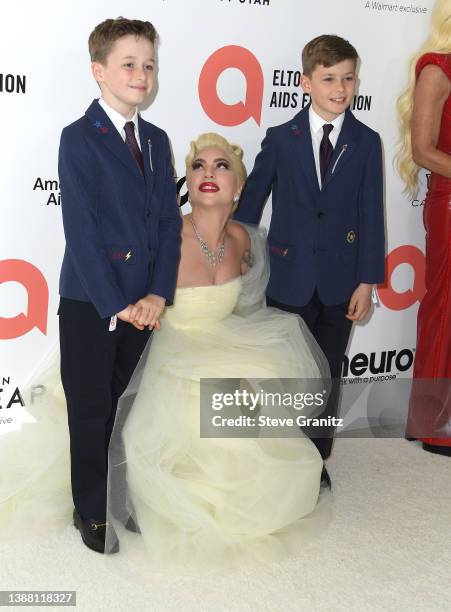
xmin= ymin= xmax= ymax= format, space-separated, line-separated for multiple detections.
xmin=406 ymin=53 xmax=451 ymax=451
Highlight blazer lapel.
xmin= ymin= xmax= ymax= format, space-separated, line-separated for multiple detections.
xmin=289 ymin=106 xmax=320 ymax=195
xmin=85 ymin=100 xmax=144 ymax=180
xmin=322 ymin=110 xmax=358 ymax=189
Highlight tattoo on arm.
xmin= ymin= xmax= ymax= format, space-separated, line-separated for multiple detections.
xmin=241 ymin=249 xmax=254 ymax=269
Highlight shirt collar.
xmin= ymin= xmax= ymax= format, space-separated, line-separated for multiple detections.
xmin=309 ymin=105 xmax=345 ymax=135
xmin=98 ymin=98 xmax=139 ymax=136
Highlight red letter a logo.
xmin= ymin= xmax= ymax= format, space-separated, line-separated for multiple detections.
xmin=0 ymin=259 xmax=48 ymax=339
xmin=199 ymin=45 xmax=264 ymax=126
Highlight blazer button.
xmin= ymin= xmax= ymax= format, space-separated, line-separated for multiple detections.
xmin=317 ymin=211 xmax=324 ymax=219
xmin=346 ymin=230 xmax=356 ymax=243
xmin=146 ymin=209 xmax=151 ymax=218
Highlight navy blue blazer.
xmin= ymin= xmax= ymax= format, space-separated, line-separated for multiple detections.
xmin=58 ymin=99 xmax=181 ymax=319
xmin=235 ymin=105 xmax=385 ymax=307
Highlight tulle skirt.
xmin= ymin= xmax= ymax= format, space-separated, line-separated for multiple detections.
xmin=106 ymin=294 xmax=332 ymax=569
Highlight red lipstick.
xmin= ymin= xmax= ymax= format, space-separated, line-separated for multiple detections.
xmin=199 ymin=182 xmax=219 ymax=192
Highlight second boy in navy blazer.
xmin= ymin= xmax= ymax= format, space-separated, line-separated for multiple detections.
xmin=235 ymin=35 xmax=385 ymax=469
xmin=58 ymin=18 xmax=181 ymax=553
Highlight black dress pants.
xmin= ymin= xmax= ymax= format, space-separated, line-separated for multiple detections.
xmin=266 ymin=290 xmax=353 ymax=459
xmin=58 ymin=298 xmax=151 ymax=521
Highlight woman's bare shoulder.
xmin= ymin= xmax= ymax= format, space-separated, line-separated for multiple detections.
xmin=227 ymin=221 xmax=251 ymax=250
xmin=228 ymin=221 xmax=254 ymax=273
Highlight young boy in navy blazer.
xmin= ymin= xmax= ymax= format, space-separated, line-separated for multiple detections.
xmin=58 ymin=18 xmax=181 ymax=552
xmin=235 ymin=35 xmax=385 ymax=477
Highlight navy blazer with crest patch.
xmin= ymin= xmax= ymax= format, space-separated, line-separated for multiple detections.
xmin=235 ymin=104 xmax=385 ymax=306
xmin=58 ymin=99 xmax=181 ymax=319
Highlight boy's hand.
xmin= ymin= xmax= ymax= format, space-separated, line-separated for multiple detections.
xmin=130 ymin=294 xmax=166 ymax=330
xmin=117 ymin=305 xmax=145 ymax=330
xmin=346 ymin=284 xmax=373 ymax=322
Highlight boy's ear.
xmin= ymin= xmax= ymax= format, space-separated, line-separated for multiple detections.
xmin=300 ymin=74 xmax=312 ymax=94
xmin=91 ymin=61 xmax=105 ymax=84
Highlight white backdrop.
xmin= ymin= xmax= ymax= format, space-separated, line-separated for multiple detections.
xmin=0 ymin=0 xmax=434 ymax=420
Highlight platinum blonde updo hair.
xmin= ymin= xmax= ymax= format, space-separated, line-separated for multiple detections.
xmin=185 ymin=133 xmax=247 ymax=210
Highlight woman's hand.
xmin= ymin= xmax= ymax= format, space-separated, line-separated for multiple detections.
xmin=117 ymin=305 xmax=145 ymax=330
xmin=129 ymin=295 xmax=166 ymax=330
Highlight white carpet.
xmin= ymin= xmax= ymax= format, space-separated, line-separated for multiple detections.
xmin=2 ymin=438 xmax=450 ymax=612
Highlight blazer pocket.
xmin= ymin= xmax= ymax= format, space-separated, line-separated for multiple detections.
xmin=268 ymin=239 xmax=295 ymax=261
xmin=104 ymin=244 xmax=137 ymax=265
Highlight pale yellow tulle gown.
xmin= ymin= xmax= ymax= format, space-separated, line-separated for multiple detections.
xmin=106 ymin=226 xmax=331 ymax=568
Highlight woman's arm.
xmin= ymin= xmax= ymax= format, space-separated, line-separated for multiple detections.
xmin=238 ymin=226 xmax=253 ymax=275
xmin=411 ymin=64 xmax=451 ymax=178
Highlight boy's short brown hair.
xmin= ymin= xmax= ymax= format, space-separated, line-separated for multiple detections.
xmin=89 ymin=17 xmax=157 ymax=64
xmin=302 ymin=35 xmax=358 ymax=76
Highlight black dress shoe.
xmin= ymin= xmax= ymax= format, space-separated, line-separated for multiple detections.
xmin=73 ymin=509 xmax=119 ymax=554
xmin=422 ymin=442 xmax=451 ymax=457
xmin=320 ymin=466 xmax=332 ymax=490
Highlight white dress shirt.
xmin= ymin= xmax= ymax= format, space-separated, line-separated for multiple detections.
xmin=309 ymin=105 xmax=345 ymax=188
xmin=98 ymin=98 xmax=142 ymax=150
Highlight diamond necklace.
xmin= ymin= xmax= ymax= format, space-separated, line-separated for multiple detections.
xmin=190 ymin=217 xmax=226 ymax=267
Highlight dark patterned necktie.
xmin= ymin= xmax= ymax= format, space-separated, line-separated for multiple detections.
xmin=124 ymin=121 xmax=144 ymax=175
xmin=319 ymin=123 xmax=334 ymax=184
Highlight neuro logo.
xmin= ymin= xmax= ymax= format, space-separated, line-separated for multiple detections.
xmin=342 ymin=348 xmax=415 ymax=377
xmin=199 ymin=45 xmax=264 ymax=126
xmin=378 ymin=245 xmax=426 ymax=311
xmin=0 ymin=260 xmax=48 ymax=339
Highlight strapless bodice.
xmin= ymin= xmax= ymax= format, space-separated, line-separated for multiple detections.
xmin=163 ymin=277 xmax=243 ymax=328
